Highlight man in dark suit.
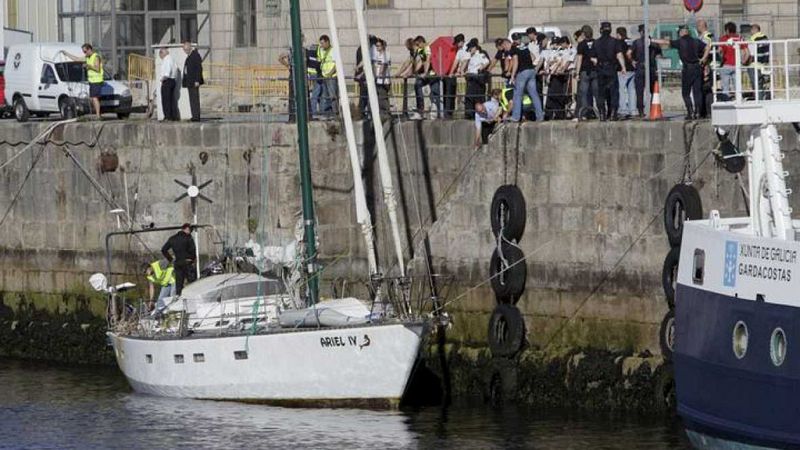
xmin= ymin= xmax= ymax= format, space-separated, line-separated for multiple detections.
xmin=182 ymin=40 xmax=204 ymax=121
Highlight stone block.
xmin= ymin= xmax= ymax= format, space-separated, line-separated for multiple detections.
xmin=548 ymin=174 xmax=574 ymax=204
xmin=435 ymin=9 xmax=481 ymax=27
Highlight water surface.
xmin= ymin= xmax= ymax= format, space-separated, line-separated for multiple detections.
xmin=0 ymin=359 xmax=690 ymax=449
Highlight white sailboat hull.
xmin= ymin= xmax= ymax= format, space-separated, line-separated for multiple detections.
xmin=109 ymin=322 xmax=426 ymax=408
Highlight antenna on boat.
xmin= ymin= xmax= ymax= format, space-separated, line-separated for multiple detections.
xmin=174 ymin=170 xmax=213 ymax=279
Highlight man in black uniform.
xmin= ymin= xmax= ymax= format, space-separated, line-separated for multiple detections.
xmin=632 ymin=24 xmax=662 ymax=118
xmin=654 ymin=26 xmax=706 ymax=119
xmin=575 ymin=25 xmax=598 ymax=120
xmin=594 ymin=22 xmax=627 ymax=121
xmin=161 ymin=223 xmax=197 ymax=295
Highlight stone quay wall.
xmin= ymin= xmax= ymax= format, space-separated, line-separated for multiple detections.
xmin=3 ymin=118 xmax=796 ymax=410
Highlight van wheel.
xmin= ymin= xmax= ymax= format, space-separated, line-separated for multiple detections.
xmin=59 ymin=98 xmax=77 ymax=119
xmin=13 ymin=97 xmax=30 ymax=122
xmin=117 ymin=112 xmax=130 ymax=120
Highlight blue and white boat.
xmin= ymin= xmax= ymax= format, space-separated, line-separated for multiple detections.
xmin=673 ymin=38 xmax=800 ymax=449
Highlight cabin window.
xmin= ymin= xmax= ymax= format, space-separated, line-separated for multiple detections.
xmin=193 ymin=353 xmax=205 ymax=363
xmin=770 ymin=328 xmax=787 ymax=366
xmin=41 ymin=65 xmax=58 ymax=85
xmin=174 ymin=354 xmax=185 ymax=364
xmin=692 ymin=249 xmax=705 ymax=284
xmin=234 ymin=350 xmax=248 ymax=360
xmin=145 ymin=354 xmax=153 ymax=364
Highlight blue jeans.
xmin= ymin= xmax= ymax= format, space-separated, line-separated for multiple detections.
xmin=512 ymin=69 xmax=543 ymax=121
xmin=322 ymin=78 xmax=338 ymax=114
xmin=310 ymin=79 xmax=324 ymax=115
xmin=414 ymin=76 xmax=442 ymax=116
xmin=617 ymin=72 xmax=636 ymax=116
xmin=719 ymin=66 xmax=736 ymax=98
xmin=156 ymin=284 xmax=175 ymax=312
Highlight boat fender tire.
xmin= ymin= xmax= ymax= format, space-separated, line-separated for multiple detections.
xmin=662 ymin=247 xmax=680 ymax=309
xmin=664 ymin=184 xmax=703 ymax=248
xmin=654 ymin=362 xmax=677 ymax=414
xmin=489 ymin=243 xmax=527 ymax=301
xmin=659 ymin=309 xmax=676 ymax=361
xmin=488 ymin=304 xmax=526 ymax=358
xmin=718 ymin=140 xmax=746 ymax=174
xmin=490 ymin=185 xmax=526 ymax=241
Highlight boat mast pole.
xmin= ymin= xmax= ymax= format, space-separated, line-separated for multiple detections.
xmin=323 ymin=0 xmax=380 ymax=276
xmin=289 ymin=0 xmax=319 ymax=305
xmin=353 ymin=0 xmax=406 ymax=277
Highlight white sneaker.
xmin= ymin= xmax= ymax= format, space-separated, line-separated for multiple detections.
xmin=409 ymin=112 xmax=422 ymax=120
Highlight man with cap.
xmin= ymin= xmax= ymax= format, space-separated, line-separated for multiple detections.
xmin=593 ymin=21 xmax=627 ymax=121
xmin=653 ymin=25 xmax=708 ymax=119
xmin=632 ymin=24 xmax=663 ymax=118
xmin=464 ymin=41 xmax=490 ymax=119
xmin=161 ymin=223 xmax=197 ymax=296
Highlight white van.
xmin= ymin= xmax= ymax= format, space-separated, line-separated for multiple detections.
xmin=3 ymin=43 xmax=132 ymax=122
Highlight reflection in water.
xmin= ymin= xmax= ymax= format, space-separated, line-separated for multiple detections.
xmin=0 ymin=359 xmax=690 ymax=449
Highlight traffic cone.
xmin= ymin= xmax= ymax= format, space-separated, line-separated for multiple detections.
xmin=649 ymin=81 xmax=663 ymax=120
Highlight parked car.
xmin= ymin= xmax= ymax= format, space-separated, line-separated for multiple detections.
xmin=3 ymin=43 xmax=132 ymax=122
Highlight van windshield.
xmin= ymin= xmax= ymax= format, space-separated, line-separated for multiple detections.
xmin=54 ymin=62 xmax=114 ymax=82
xmin=55 ymin=62 xmax=86 ymax=82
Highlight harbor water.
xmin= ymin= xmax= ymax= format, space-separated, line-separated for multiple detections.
xmin=0 ymin=358 xmax=690 ymax=449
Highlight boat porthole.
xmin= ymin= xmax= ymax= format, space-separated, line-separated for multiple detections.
xmin=770 ymin=328 xmax=787 ymax=366
xmin=732 ymin=321 xmax=749 ymax=359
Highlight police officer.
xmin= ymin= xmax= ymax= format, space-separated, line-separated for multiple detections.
xmin=594 ymin=22 xmax=627 ymax=121
xmin=632 ymin=24 xmax=662 ymax=118
xmin=655 ymin=26 xmax=706 ymax=119
xmin=161 ymin=223 xmax=197 ymax=296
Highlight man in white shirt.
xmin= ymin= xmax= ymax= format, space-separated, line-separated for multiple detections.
xmin=465 ymin=41 xmax=490 ymax=119
xmin=158 ymin=47 xmax=178 ymax=121
xmin=474 ymin=89 xmax=502 ymax=145
xmin=372 ymin=38 xmax=392 ymax=118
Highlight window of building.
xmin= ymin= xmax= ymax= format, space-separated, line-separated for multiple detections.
xmin=485 ymin=0 xmax=509 ymax=41
xmin=174 ymin=354 xmax=185 ymax=364
xmin=366 ymin=0 xmax=391 ymax=7
xmin=234 ymin=0 xmax=257 ymax=47
xmin=193 ymin=353 xmax=205 ymax=363
xmin=720 ymin=0 xmax=745 ymax=17
xmin=563 ymin=0 xmax=589 ymax=4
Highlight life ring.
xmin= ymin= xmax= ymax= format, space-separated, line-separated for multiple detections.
xmin=664 ymin=184 xmax=702 ymax=247
xmin=659 ymin=309 xmax=676 ymax=360
xmin=662 ymin=247 xmax=680 ymax=309
xmin=489 ymin=242 xmax=527 ymax=302
xmin=490 ymin=184 xmax=526 ymax=242
xmin=488 ymin=304 xmax=526 ymax=357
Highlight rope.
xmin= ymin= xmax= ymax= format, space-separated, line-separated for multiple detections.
xmin=0 ymin=119 xmax=77 ymax=170
xmin=0 ymin=145 xmax=46 ymax=230
xmin=541 ymin=149 xmax=715 ymax=349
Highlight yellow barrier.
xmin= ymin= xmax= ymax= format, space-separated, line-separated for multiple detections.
xmin=127 ymin=53 xmax=155 ymax=82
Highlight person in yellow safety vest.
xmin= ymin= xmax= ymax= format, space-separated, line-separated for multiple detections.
xmin=747 ymin=24 xmax=770 ymax=99
xmin=499 ymin=86 xmax=533 ymax=120
xmin=144 ymin=259 xmax=176 ymax=315
xmin=61 ymin=43 xmax=104 ymax=119
xmin=316 ymin=35 xmax=338 ymax=115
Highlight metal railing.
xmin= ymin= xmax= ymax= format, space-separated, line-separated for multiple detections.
xmin=710 ymin=38 xmax=800 ymax=104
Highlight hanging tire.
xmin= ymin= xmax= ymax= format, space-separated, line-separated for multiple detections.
xmin=490 ymin=184 xmax=526 ymax=242
xmin=659 ymin=309 xmax=676 ymax=361
xmin=489 ymin=243 xmax=527 ymax=302
xmin=718 ymin=140 xmax=746 ymax=174
xmin=13 ymin=97 xmax=30 ymax=122
xmin=662 ymin=247 xmax=680 ymax=309
xmin=488 ymin=304 xmax=525 ymax=358
xmin=664 ymin=184 xmax=702 ymax=248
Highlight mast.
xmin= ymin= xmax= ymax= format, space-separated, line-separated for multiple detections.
xmin=289 ymin=0 xmax=319 ymax=305
xmin=353 ymin=0 xmax=406 ymax=276
xmin=322 ymin=0 xmax=380 ymax=276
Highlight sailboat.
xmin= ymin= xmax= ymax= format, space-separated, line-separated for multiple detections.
xmin=96 ymin=0 xmax=435 ymax=408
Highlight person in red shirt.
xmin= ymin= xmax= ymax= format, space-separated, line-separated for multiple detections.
xmin=718 ymin=22 xmax=749 ymax=98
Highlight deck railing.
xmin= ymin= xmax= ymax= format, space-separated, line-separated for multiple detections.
xmin=711 ymin=38 xmax=800 ymax=104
